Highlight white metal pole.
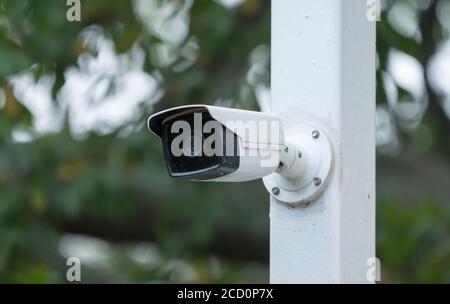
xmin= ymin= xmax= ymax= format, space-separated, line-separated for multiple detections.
xmin=270 ymin=0 xmax=376 ymax=283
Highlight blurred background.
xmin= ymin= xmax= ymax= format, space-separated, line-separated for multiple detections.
xmin=0 ymin=0 xmax=449 ymax=283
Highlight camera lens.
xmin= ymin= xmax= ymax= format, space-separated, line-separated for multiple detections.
xmin=161 ymin=110 xmax=239 ymax=180
xmin=182 ymin=130 xmax=204 ymax=157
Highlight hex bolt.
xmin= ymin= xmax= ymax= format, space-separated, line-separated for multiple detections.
xmin=314 ymin=177 xmax=322 ymax=186
xmin=272 ymin=187 xmax=281 ymax=195
xmin=298 ymin=151 xmax=303 ymax=158
xmin=312 ymin=130 xmax=320 ymax=139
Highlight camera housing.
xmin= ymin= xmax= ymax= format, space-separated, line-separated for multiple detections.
xmin=148 ymin=105 xmax=284 ymax=182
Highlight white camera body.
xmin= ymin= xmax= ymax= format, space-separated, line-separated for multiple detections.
xmin=148 ymin=105 xmax=284 ymax=182
xmin=148 ymin=105 xmax=334 ymax=205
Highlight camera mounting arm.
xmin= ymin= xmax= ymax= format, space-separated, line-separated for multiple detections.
xmin=263 ymin=123 xmax=334 ymax=206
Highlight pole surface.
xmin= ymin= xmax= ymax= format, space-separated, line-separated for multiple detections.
xmin=270 ymin=0 xmax=376 ymax=283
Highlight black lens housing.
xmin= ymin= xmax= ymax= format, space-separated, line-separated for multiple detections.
xmin=161 ymin=111 xmax=240 ymax=180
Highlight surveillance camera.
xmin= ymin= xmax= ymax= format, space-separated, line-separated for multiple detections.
xmin=148 ymin=105 xmax=284 ymax=182
xmin=148 ymin=105 xmax=334 ymax=205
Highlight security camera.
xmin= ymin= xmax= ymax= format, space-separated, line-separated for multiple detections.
xmin=148 ymin=105 xmax=334 ymax=205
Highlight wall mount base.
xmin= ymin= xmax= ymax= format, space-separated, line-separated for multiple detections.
xmin=263 ymin=123 xmax=334 ymax=206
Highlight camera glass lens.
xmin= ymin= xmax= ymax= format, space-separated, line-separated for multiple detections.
xmin=181 ymin=130 xmax=204 ymax=157
xmin=161 ymin=110 xmax=239 ymax=180
xmin=162 ymin=111 xmax=220 ymax=178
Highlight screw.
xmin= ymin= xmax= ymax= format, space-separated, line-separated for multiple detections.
xmin=312 ymin=130 xmax=320 ymax=139
xmin=284 ymin=146 xmax=289 ymax=153
xmin=314 ymin=177 xmax=322 ymax=186
xmin=272 ymin=187 xmax=281 ymax=195
xmin=298 ymin=151 xmax=303 ymax=158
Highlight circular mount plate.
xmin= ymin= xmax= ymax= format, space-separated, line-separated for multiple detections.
xmin=263 ymin=123 xmax=334 ymax=206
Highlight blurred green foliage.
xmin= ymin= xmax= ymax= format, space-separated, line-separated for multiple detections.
xmin=0 ymin=0 xmax=449 ymax=283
